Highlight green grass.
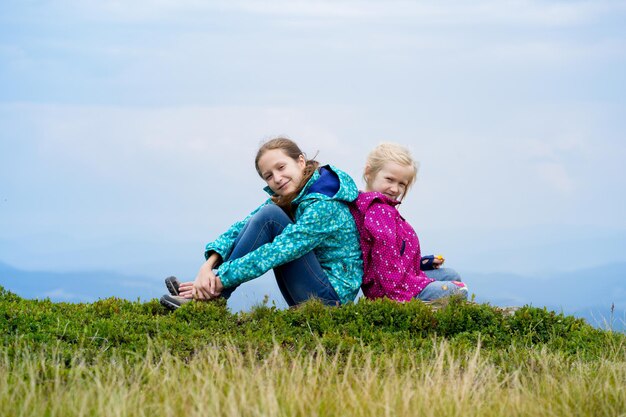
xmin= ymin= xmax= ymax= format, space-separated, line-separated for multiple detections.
xmin=1 ymin=285 xmax=625 ymax=416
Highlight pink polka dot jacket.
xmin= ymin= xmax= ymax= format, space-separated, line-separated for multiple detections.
xmin=349 ymin=192 xmax=434 ymax=302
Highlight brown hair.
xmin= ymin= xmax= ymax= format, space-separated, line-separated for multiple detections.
xmin=255 ymin=137 xmax=319 ymax=215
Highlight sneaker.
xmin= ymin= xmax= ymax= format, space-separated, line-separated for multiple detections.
xmin=164 ymin=276 xmax=180 ymax=296
xmin=451 ymin=281 xmax=469 ymax=299
xmin=160 ymin=294 xmax=192 ymax=311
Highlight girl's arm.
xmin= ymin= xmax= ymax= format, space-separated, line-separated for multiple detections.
xmin=178 ymin=200 xmax=272 ymax=299
xmin=179 ymin=252 xmax=224 ymax=300
xmin=204 ymin=199 xmax=272 ymax=265
xmin=216 ymin=199 xmax=348 ymax=288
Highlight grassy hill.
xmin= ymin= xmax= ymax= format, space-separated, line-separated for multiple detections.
xmin=1 ymin=285 xmax=625 ymax=416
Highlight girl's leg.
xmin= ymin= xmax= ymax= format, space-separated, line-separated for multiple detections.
xmin=423 ymin=267 xmax=462 ymax=282
xmin=274 ymin=252 xmax=340 ymax=307
xmin=415 ymin=281 xmax=468 ymax=302
xmin=219 ymin=204 xmax=290 ymax=299
xmin=219 ymin=204 xmax=339 ymax=306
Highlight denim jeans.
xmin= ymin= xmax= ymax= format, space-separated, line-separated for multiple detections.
xmin=423 ymin=267 xmax=461 ymax=282
xmin=417 ymin=267 xmax=468 ymax=301
xmin=219 ymin=204 xmax=341 ymax=307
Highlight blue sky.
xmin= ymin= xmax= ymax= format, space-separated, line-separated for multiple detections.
xmin=1 ymin=0 xmax=626 ymax=308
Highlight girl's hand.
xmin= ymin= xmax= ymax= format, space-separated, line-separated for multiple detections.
xmin=177 ymin=281 xmax=195 ymax=299
xmin=208 ymin=273 xmax=224 ymax=297
xmin=186 ymin=260 xmax=224 ymax=300
xmin=433 ymin=255 xmax=445 ymax=269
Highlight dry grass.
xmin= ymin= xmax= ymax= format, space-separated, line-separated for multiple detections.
xmin=1 ymin=340 xmax=625 ymax=417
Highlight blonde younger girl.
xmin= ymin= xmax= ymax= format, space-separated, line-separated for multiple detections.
xmin=349 ymin=143 xmax=467 ymax=302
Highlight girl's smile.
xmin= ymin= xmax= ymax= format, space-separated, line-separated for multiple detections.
xmin=366 ymin=161 xmax=414 ymax=201
xmin=257 ymin=149 xmax=306 ymax=196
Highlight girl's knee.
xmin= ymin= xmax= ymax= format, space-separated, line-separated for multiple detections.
xmin=257 ymin=203 xmax=284 ymax=216
xmin=441 ymin=268 xmax=461 ymax=281
xmin=252 ymin=204 xmax=289 ymax=223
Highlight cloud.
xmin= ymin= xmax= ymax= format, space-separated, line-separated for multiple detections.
xmin=41 ymin=288 xmax=93 ymax=302
xmin=3 ymin=97 xmax=624 ymax=234
xmin=534 ymin=162 xmax=575 ymax=193
xmin=0 ymin=102 xmax=362 ymax=239
xmin=3 ymin=0 xmax=623 ymax=113
xmin=484 ymin=38 xmax=626 ymax=67
xmin=228 ymin=0 xmax=623 ymax=26
xmin=15 ymin=104 xmax=348 ymax=180
xmin=14 ymin=0 xmax=625 ymax=27
xmin=524 ymin=135 xmax=587 ymax=159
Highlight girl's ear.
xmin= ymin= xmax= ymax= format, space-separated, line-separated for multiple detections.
xmin=364 ymin=165 xmax=372 ymax=182
xmin=297 ymin=154 xmax=306 ymax=169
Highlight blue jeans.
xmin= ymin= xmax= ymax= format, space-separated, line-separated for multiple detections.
xmin=423 ymin=268 xmax=461 ymax=282
xmin=416 ymin=267 xmax=468 ymax=301
xmin=219 ymin=204 xmax=341 ymax=307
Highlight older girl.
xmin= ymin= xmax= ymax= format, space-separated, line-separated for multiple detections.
xmin=349 ymin=142 xmax=467 ymax=302
xmin=161 ymin=137 xmax=363 ymax=309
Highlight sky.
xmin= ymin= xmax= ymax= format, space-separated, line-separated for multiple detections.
xmin=1 ymin=0 xmax=626 ymax=307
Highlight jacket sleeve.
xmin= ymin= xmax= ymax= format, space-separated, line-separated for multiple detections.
xmin=216 ymin=199 xmax=345 ymax=288
xmin=362 ymin=202 xmax=408 ymax=301
xmin=204 ymin=199 xmax=272 ymax=264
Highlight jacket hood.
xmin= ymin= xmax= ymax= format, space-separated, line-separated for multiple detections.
xmin=301 ymin=165 xmax=358 ymax=203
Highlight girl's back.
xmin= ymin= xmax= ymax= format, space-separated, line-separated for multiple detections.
xmin=350 ymin=191 xmax=433 ymax=302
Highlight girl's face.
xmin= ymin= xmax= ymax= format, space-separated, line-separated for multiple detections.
xmin=257 ymin=149 xmax=306 ymax=196
xmin=366 ymin=161 xmax=413 ymax=201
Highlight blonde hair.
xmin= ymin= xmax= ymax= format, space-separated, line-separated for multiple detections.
xmin=364 ymin=142 xmax=419 ymax=198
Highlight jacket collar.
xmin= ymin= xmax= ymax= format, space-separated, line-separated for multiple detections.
xmin=356 ymin=191 xmax=401 ymax=212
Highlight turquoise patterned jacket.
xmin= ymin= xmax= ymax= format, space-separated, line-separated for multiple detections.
xmin=204 ymin=165 xmax=363 ymax=305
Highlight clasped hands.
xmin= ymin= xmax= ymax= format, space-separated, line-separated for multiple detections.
xmin=432 ymin=255 xmax=444 ymax=269
xmin=178 ymin=260 xmax=224 ymax=301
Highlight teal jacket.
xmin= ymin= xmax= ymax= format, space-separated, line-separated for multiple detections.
xmin=204 ymin=165 xmax=363 ymax=305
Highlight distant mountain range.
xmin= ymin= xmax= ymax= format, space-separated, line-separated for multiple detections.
xmin=0 ymin=261 xmax=163 ymax=302
xmin=0 ymin=260 xmax=286 ymax=312
xmin=1 ymin=260 xmax=624 ymax=331
xmin=467 ymin=263 xmax=626 ymax=331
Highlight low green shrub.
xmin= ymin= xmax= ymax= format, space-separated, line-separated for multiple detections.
xmin=1 ymin=284 xmax=622 ymax=363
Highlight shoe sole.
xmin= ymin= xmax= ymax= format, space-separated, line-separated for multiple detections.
xmin=160 ymin=295 xmax=181 ymax=311
xmin=164 ymin=276 xmax=180 ymax=296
